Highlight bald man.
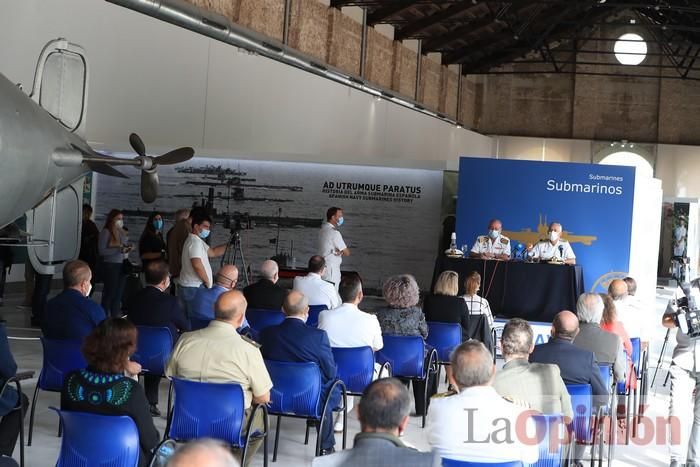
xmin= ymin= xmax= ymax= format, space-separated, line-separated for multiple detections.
xmin=191 ymin=265 xmax=240 ymax=322
xmin=167 ymin=439 xmax=239 ymax=467
xmin=166 ymin=290 xmax=272 ymax=409
xmin=259 ymin=290 xmax=339 ymax=454
xmin=243 ymin=260 xmax=287 ymax=310
xmin=609 ymin=278 xmax=647 ymax=343
xmin=529 ymin=311 xmax=608 ymax=398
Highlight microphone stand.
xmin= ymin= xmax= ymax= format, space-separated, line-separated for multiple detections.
xmin=651 ymin=327 xmax=671 ymax=388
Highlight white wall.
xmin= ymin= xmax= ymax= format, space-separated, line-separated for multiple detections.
xmin=0 ymin=0 xmax=492 ymax=170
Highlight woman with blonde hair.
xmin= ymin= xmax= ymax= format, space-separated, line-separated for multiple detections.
xmin=99 ymin=209 xmax=132 ymax=317
xmin=423 ymin=270 xmax=470 ymax=341
xmin=462 ymin=271 xmax=494 ymax=329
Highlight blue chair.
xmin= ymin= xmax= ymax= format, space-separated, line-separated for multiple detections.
xmin=246 ymin=309 xmax=285 ymax=332
xmin=132 ymin=326 xmax=175 ymax=419
xmin=526 ymin=414 xmax=570 ymax=467
xmin=331 ymin=346 xmax=377 ymax=396
xmin=307 ymin=305 xmax=327 ymax=328
xmin=52 ymin=408 xmax=140 ymax=467
xmin=0 ymin=374 xmax=29 ymax=467
xmin=566 ymin=383 xmax=607 ymax=467
xmin=426 ymin=322 xmax=461 ymax=382
xmin=442 ymin=459 xmax=523 ymax=466
xmin=375 ymin=335 xmax=438 ymax=428
xmin=28 ymin=338 xmax=86 ymax=446
xmin=189 ymin=317 xmax=211 ymax=330
xmin=265 ymin=360 xmax=347 ymax=461
xmin=165 ymin=378 xmax=268 ymax=466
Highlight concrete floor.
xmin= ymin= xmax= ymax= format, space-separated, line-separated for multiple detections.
xmin=0 ymin=284 xmax=681 ymax=466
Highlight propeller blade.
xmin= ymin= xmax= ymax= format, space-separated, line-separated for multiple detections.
xmin=155 ymin=147 xmax=195 ymax=165
xmin=129 ymin=133 xmax=147 ymax=157
xmin=86 ymin=162 xmax=129 ymax=178
xmin=141 ymin=170 xmax=159 ymax=203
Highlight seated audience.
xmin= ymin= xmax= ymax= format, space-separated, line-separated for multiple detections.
xmin=293 ymin=256 xmax=341 ymax=310
xmin=428 ymin=341 xmax=538 ymax=464
xmin=259 ymin=291 xmax=339 ymax=455
xmin=529 ymin=311 xmax=608 ymax=398
xmin=167 ymin=439 xmax=240 ymax=467
xmin=125 ymin=260 xmax=190 ymax=416
xmin=0 ymin=322 xmax=29 ymax=459
xmin=43 ymin=260 xmax=106 ymax=340
xmin=318 ymin=274 xmax=383 ymax=430
xmin=461 ymin=271 xmax=494 ymax=328
xmin=493 ymin=318 xmax=572 ymax=419
xmin=190 ymin=265 xmax=239 ymax=322
xmin=61 ymin=319 xmax=157 ymax=467
xmin=609 ymin=278 xmax=647 ymax=344
xmin=375 ymin=274 xmax=435 ymax=416
xmin=166 ymin=290 xmax=272 ymax=410
xmin=313 ymin=378 xmax=439 ymax=467
xmin=573 ymin=293 xmax=625 ymax=382
xmin=243 ymin=260 xmax=287 ymax=310
xmin=423 ymin=270 xmax=470 ymax=341
xmin=600 ymin=293 xmax=635 ymax=390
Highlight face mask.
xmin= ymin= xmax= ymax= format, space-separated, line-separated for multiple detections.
xmin=488 ymin=229 xmax=499 ymax=239
xmin=153 ymin=219 xmax=164 ymax=231
xmin=115 ymin=219 xmax=124 ymax=229
xmin=337 ymin=217 xmax=344 ymax=226
xmin=549 ymin=231 xmax=559 ymax=242
xmin=85 ymin=283 xmax=92 ymax=297
xmin=198 ymin=229 xmax=210 ymax=239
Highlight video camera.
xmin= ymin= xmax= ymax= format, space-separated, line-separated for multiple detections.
xmin=223 ymin=212 xmax=253 ymax=233
xmin=670 ymin=281 xmax=700 ymax=339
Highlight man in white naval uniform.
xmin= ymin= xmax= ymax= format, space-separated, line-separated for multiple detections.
xmin=318 ymin=207 xmax=350 ymax=290
xmin=470 ymin=219 xmax=511 ymax=260
xmin=293 ymin=255 xmax=341 ymax=309
xmin=530 ymin=222 xmax=576 ymax=265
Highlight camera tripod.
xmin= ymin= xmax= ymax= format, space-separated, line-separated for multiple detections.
xmin=651 ymin=327 xmax=672 ymax=389
xmin=221 ymin=230 xmax=250 ymax=287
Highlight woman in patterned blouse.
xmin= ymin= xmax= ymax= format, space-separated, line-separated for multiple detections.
xmin=61 ymin=318 xmax=159 ymax=467
xmin=375 ymin=274 xmax=435 ymax=415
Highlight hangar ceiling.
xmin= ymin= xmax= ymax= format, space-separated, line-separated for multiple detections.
xmin=330 ymin=0 xmax=700 ymax=80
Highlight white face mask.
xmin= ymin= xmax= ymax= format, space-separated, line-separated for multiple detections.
xmin=548 ymin=231 xmax=559 ymax=242
xmin=85 ymin=283 xmax=92 ymax=297
xmin=115 ymin=219 xmax=124 ymax=229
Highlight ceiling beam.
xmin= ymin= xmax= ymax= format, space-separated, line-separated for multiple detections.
xmin=422 ymin=14 xmax=504 ymax=52
xmin=367 ymin=1 xmax=420 ymax=26
xmin=394 ymin=2 xmax=480 ymax=41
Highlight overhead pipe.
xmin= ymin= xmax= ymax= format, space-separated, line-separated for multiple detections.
xmin=105 ymin=0 xmax=466 ymax=128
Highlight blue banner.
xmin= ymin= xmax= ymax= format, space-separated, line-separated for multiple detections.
xmin=456 ymin=157 xmax=636 ymax=293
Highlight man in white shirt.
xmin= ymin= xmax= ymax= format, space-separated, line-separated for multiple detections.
xmin=530 ymin=222 xmax=576 ymax=264
xmin=177 ymin=211 xmax=228 ymax=315
xmin=293 ymin=256 xmax=341 ymax=310
xmin=609 ymin=278 xmax=648 ymax=345
xmin=428 ymin=340 xmax=538 ymax=465
xmin=318 ymin=207 xmax=350 ymax=290
xmin=318 ymin=273 xmax=383 ymax=430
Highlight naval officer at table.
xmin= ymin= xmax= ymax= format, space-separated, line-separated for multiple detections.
xmin=529 ymin=222 xmax=576 ymax=265
xmin=470 ymin=219 xmax=511 ymax=261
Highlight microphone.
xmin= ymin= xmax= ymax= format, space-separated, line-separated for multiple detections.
xmin=558 ymin=245 xmax=564 ymax=260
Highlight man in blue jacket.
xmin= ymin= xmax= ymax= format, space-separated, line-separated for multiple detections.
xmin=259 ymin=290 xmax=339 ymax=455
xmin=42 ymin=260 xmax=106 ymax=340
xmin=0 ymin=321 xmax=28 ymax=458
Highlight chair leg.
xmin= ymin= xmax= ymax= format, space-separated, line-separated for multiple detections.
xmin=342 ymin=390 xmax=347 ymax=450
xmin=272 ymin=416 xmax=281 ymax=462
xmin=624 ymin=390 xmax=631 ymax=445
xmin=18 ymin=407 xmax=25 ymax=467
xmin=631 ymin=384 xmax=639 ymax=438
xmin=304 ymin=424 xmax=310 ymax=445
xmin=27 ymin=386 xmax=40 ymax=446
xmin=263 ymin=422 xmax=269 ymax=467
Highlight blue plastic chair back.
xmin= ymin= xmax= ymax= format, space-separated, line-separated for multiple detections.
xmin=565 ymin=383 xmax=593 ymax=444
xmin=168 ymin=378 xmax=245 ymax=446
xmin=442 ymin=458 xmax=523 ymax=466
xmin=598 ymin=364 xmax=612 ymax=390
xmin=630 ymin=337 xmax=641 ymax=377
xmin=332 ymin=346 xmax=374 ymax=394
xmin=265 ymin=360 xmax=322 ymax=418
xmin=189 ymin=317 xmax=211 ymax=331
xmin=307 ymin=305 xmax=328 ymax=328
xmin=426 ymin=322 xmax=462 ymax=363
xmin=53 ymin=408 xmax=140 ymax=467
xmin=527 ymin=414 xmax=566 ymax=467
xmin=38 ymin=339 xmax=87 ymax=392
xmin=376 ymin=335 xmax=425 ymax=379
xmin=132 ymin=326 xmax=173 ymax=376
xmin=246 ymin=309 xmax=285 ymax=332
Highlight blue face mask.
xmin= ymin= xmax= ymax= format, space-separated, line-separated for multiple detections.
xmin=337 ymin=217 xmax=344 ymax=227
xmin=153 ymin=219 xmax=164 ymax=231
xmin=488 ymin=229 xmax=499 ymax=239
xmin=198 ymin=229 xmax=210 ymax=239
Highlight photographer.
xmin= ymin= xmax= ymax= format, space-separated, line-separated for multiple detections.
xmin=663 ymin=280 xmax=700 ymax=467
